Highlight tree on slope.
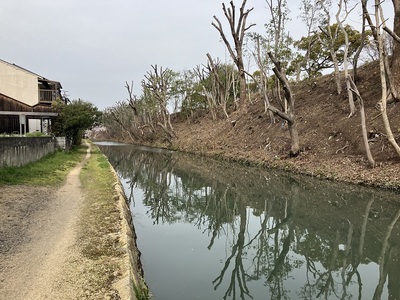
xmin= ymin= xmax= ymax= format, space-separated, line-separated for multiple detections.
xmin=142 ymin=65 xmax=177 ymax=143
xmin=267 ymin=52 xmax=300 ymax=157
xmin=373 ymin=0 xmax=400 ymax=157
xmin=383 ymin=0 xmax=400 ymax=102
xmin=212 ymin=0 xmax=255 ymax=111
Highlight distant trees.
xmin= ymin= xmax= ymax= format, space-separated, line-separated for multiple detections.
xmin=264 ymin=0 xmax=292 ymax=64
xmin=102 ymin=99 xmax=140 ymax=143
xmin=296 ymin=18 xmax=368 ymax=81
xmin=294 ymin=0 xmax=321 ymax=81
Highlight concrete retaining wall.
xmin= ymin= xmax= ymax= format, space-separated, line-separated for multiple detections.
xmin=0 ymin=137 xmax=56 ymax=167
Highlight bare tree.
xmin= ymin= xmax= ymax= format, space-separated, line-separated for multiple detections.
xmin=265 ymin=0 xmax=292 ymax=60
xmin=317 ymin=0 xmax=342 ymax=95
xmin=347 ymin=76 xmax=375 ymax=167
xmin=373 ymin=0 xmax=400 ymax=157
xmin=384 ymin=0 xmax=400 ymax=101
xmin=335 ymin=0 xmax=357 ymax=117
xmin=265 ymin=0 xmax=292 ymax=113
xmin=142 ymin=65 xmax=175 ymax=143
xmin=212 ymin=0 xmax=255 ymax=111
xmin=193 ymin=65 xmax=218 ymax=120
xmin=104 ymin=101 xmax=138 ymax=142
xmin=206 ymin=53 xmax=231 ymax=119
xmin=125 ymin=81 xmax=138 ymax=116
xmin=255 ymin=39 xmax=272 ymax=116
xmin=267 ymin=52 xmax=300 ymax=157
xmin=364 ymin=0 xmax=398 ymax=102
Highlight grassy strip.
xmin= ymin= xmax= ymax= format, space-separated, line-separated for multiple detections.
xmin=76 ymin=144 xmax=122 ymax=298
xmin=78 ymin=145 xmax=151 ymax=300
xmin=0 ymin=147 xmax=86 ymax=186
xmin=79 ymin=144 xmax=120 ymax=259
xmin=79 ymin=143 xmax=150 ymax=299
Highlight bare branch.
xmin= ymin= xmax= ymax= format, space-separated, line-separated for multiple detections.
xmin=383 ymin=26 xmax=400 ymax=43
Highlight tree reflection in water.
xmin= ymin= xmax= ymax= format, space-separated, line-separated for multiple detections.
xmin=98 ymin=143 xmax=400 ymax=300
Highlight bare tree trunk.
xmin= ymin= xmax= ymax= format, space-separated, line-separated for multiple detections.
xmin=364 ymin=1 xmax=399 ymax=102
xmin=336 ymin=0 xmax=356 ymax=117
xmin=288 ymin=121 xmax=300 ymax=157
xmin=375 ymin=1 xmax=400 ymax=157
xmin=318 ymin=1 xmax=342 ymax=95
xmin=110 ymin=111 xmax=137 ymax=143
xmin=348 ymin=77 xmax=375 ymax=167
xmin=268 ymin=52 xmax=300 ymax=156
xmin=353 ymin=0 xmax=368 ymax=82
xmin=388 ymin=0 xmax=400 ymax=100
xmin=194 ymin=65 xmax=219 ymax=120
xmin=254 ymin=36 xmax=274 ymax=122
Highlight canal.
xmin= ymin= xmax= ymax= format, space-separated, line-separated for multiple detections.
xmin=97 ymin=142 xmax=400 ymax=300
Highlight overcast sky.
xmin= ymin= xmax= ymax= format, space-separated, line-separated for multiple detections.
xmin=0 ymin=0 xmax=391 ymax=110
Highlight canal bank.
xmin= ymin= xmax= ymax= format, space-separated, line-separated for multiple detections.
xmin=0 ymin=141 xmax=148 ymax=299
xmin=109 ymin=161 xmax=149 ymax=299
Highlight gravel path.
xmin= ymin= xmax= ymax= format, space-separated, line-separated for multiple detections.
xmin=0 ymin=143 xmax=91 ymax=299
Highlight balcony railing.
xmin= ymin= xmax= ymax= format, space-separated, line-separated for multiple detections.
xmin=39 ymin=89 xmax=57 ymax=103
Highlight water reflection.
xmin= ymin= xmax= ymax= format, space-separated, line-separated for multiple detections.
xmin=98 ymin=143 xmax=400 ymax=300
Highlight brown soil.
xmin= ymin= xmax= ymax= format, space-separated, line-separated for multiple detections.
xmin=137 ymin=61 xmax=400 ymax=190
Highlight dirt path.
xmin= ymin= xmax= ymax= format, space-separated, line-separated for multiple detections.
xmin=0 ymin=143 xmax=91 ymax=299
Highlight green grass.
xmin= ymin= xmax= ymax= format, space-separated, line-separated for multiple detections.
xmin=0 ymin=146 xmax=86 ymax=186
xmin=134 ymin=280 xmax=152 ymax=300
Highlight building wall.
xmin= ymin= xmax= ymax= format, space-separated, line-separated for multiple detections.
xmin=0 ymin=61 xmax=39 ymax=106
xmin=0 ymin=137 xmax=56 ymax=167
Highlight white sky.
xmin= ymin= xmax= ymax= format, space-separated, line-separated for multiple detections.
xmin=0 ymin=0 xmax=393 ymax=109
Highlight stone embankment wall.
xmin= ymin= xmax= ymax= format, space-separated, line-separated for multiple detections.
xmin=110 ymin=167 xmax=148 ymax=300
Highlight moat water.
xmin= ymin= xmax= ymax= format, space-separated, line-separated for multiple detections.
xmin=97 ymin=142 xmax=400 ymax=300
